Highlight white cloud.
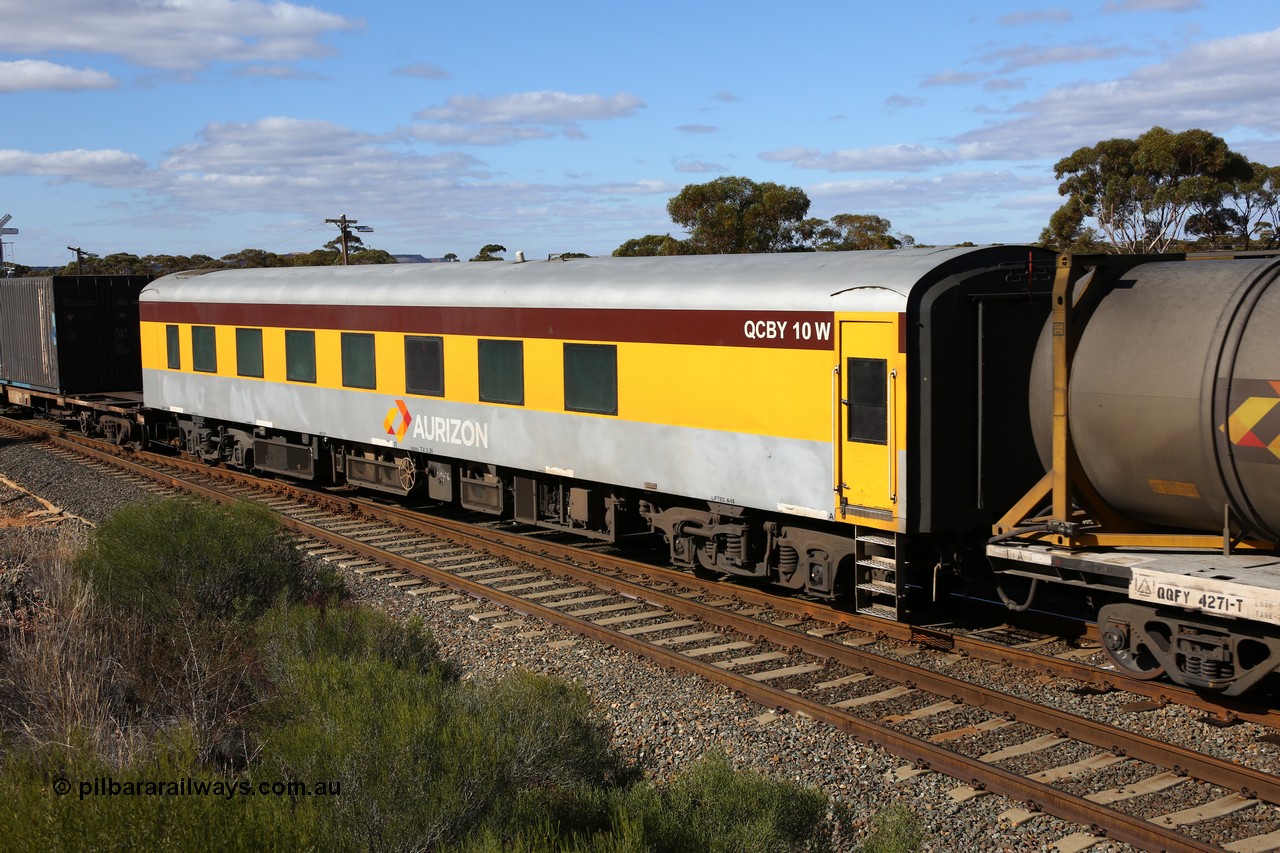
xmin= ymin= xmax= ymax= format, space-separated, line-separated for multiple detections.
xmin=159 ymin=117 xmax=485 ymax=195
xmin=676 ymin=124 xmax=718 ymax=134
xmin=0 ymin=148 xmax=146 ymax=183
xmin=0 ymin=59 xmax=116 ymax=92
xmin=978 ymin=43 xmax=1131 ymax=74
xmin=395 ymin=63 xmax=449 ymax=80
xmin=760 ymin=144 xmax=958 ymax=173
xmin=673 ymin=159 xmax=725 ymax=173
xmin=983 ymin=77 xmax=1028 ymax=92
xmin=589 ymin=179 xmax=680 ymax=196
xmin=231 ymin=64 xmax=326 ymax=80
xmin=1103 ymin=0 xmax=1202 ymax=12
xmin=405 ymin=124 xmax=557 ymax=146
xmin=0 ymin=0 xmax=359 ymax=71
xmin=953 ymin=27 xmax=1280 ymax=158
xmin=922 ymin=70 xmax=983 ymax=87
xmin=409 ymin=91 xmax=645 ymax=146
xmin=884 ymin=95 xmax=925 ymax=111
xmin=416 ymin=91 xmax=644 ymax=124
xmin=807 ymin=171 xmax=1050 ymax=214
xmin=999 ymin=9 xmax=1073 ymax=24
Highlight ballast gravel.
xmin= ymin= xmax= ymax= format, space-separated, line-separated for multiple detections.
xmin=341 ymin=568 xmax=1147 ymax=852
xmin=7 ymin=442 xmax=1280 ymax=850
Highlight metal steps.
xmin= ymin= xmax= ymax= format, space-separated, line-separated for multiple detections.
xmin=854 ymin=531 xmax=904 ymax=619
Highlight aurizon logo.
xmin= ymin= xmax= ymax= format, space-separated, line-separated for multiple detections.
xmin=384 ymin=399 xmax=412 ymax=442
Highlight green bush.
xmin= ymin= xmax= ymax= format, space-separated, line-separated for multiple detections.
xmin=857 ymin=803 xmax=925 ymax=853
xmin=462 ymin=753 xmax=836 ymax=853
xmin=54 ymin=496 xmax=332 ymax=765
xmin=259 ymin=644 xmax=629 ymax=853
xmin=73 ymin=496 xmax=314 ymax=624
xmin=0 ymin=729 xmax=323 ymax=853
xmin=615 ymin=753 xmax=831 ymax=853
xmin=256 ymin=599 xmax=451 ymax=681
xmin=2 ymin=495 xmax=852 ymax=851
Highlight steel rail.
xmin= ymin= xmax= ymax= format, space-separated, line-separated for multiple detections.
xmin=346 ymin=494 xmax=1279 ymax=728
xmin=318 ymin=498 xmax=1280 ymax=805
xmin=12 ymin=416 xmax=1269 ymax=724
xmin=234 ymin=497 xmax=1227 ymax=852
xmin=1 ymin=419 xmax=1271 ymax=848
xmin=8 ymin=419 xmax=1280 ymax=796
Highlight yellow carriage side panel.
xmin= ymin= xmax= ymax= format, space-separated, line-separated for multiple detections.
xmin=442 ymin=334 xmax=478 ymax=403
xmin=376 ymin=330 xmax=406 ymax=395
xmin=619 ymin=341 xmax=831 ymax=439
xmin=262 ymin=328 xmax=286 ymax=384
xmin=214 ymin=325 xmax=237 ymax=377
xmin=140 ymin=320 xmax=835 ymax=443
xmin=522 ymin=337 xmax=562 ymax=412
xmin=138 ymin=320 xmax=169 ymax=371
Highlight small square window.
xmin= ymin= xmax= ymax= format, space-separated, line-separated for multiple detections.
xmin=236 ymin=328 xmax=263 ymax=378
xmin=342 ymin=333 xmax=376 ymax=390
xmin=165 ymin=324 xmax=180 ymax=370
xmin=478 ymin=339 xmax=523 ymax=405
xmin=405 ymin=335 xmax=444 ymax=396
xmin=192 ymin=326 xmax=216 ymax=373
xmin=564 ymin=344 xmax=617 ymax=415
xmin=285 ymin=330 xmax=316 ymax=383
xmin=847 ymin=357 xmax=887 ymax=444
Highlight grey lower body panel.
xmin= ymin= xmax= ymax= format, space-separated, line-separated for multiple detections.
xmin=143 ymin=369 xmax=836 ymax=519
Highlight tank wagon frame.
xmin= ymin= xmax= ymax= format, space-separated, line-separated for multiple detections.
xmin=990 ymin=252 xmax=1280 ymax=694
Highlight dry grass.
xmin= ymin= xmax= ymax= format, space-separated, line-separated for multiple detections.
xmin=0 ymin=525 xmax=152 ymax=764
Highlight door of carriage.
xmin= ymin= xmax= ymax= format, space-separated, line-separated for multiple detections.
xmin=837 ymin=317 xmax=902 ymax=522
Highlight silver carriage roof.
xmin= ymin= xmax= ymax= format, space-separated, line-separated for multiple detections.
xmin=142 ymin=245 xmax=1031 ymax=313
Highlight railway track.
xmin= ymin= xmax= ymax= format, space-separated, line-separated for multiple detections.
xmin=5 ymin=416 xmax=1280 ymax=851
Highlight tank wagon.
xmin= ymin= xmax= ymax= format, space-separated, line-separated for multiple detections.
xmin=993 ymin=252 xmax=1280 ymax=694
xmin=3 ymin=246 xmax=1278 ymax=695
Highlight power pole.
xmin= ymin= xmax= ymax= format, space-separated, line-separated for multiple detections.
xmin=324 ymin=214 xmax=374 ymax=265
xmin=67 ymin=245 xmax=97 ymax=274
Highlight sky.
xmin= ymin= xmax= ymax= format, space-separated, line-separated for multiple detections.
xmin=2 ymin=0 xmax=1279 ymax=266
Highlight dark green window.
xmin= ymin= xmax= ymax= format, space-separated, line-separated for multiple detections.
xmin=564 ymin=344 xmax=617 ymax=415
xmin=235 ymin=328 xmax=263 ymax=378
xmin=847 ymin=357 xmax=887 ymax=444
xmin=342 ymin=333 xmax=376 ymax=390
xmin=405 ymin=335 xmax=444 ymax=396
xmin=165 ymin=324 xmax=180 ymax=370
xmin=285 ymin=330 xmax=316 ymax=383
xmin=192 ymin=326 xmax=217 ymax=373
xmin=478 ymin=339 xmax=523 ymax=405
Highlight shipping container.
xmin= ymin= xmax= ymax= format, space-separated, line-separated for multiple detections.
xmin=0 ymin=276 xmax=148 ymax=394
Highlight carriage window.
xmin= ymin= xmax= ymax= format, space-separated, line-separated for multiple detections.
xmin=405 ymin=335 xmax=444 ymax=397
xmin=192 ymin=326 xmax=216 ymax=373
xmin=235 ymin=328 xmax=263 ymax=378
xmin=564 ymin=343 xmax=617 ymax=415
xmin=478 ymin=339 xmax=523 ymax=405
xmin=342 ymin=333 xmax=376 ymax=390
xmin=165 ymin=324 xmax=180 ymax=370
xmin=285 ymin=330 xmax=316 ymax=383
xmin=847 ymin=357 xmax=887 ymax=444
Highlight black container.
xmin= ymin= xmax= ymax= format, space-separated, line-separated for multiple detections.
xmin=0 ymin=276 xmax=148 ymax=394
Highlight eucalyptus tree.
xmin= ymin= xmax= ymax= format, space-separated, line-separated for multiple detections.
xmin=1046 ymin=126 xmax=1252 ymax=253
